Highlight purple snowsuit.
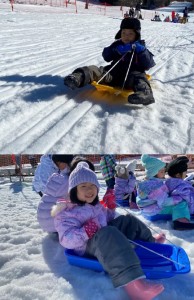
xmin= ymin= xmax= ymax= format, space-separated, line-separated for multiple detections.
xmin=165 ymin=177 xmax=194 ymax=214
xmin=136 ymin=177 xmax=182 ymax=215
xmin=37 ymin=173 xmax=69 ymax=233
xmin=52 ymin=201 xmax=156 ymax=288
xmin=114 ymin=174 xmax=136 ymax=201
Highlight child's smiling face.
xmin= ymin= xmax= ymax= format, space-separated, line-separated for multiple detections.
xmin=77 ymin=182 xmax=98 ymax=203
xmin=121 ymin=29 xmax=136 ymax=44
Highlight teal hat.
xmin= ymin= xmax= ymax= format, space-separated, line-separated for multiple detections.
xmin=141 ymin=154 xmax=166 ymax=179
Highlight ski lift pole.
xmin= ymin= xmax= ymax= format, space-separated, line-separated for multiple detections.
xmin=96 ymin=50 xmax=130 ymax=85
xmin=121 ymin=45 xmax=135 ymax=90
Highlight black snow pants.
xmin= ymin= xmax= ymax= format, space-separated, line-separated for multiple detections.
xmin=73 ymin=65 xmax=153 ymax=95
xmin=85 ymin=214 xmax=155 ymax=288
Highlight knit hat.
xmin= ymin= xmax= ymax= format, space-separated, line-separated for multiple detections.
xmin=167 ymin=156 xmax=189 ymax=177
xmin=68 ymin=162 xmax=100 ymax=192
xmin=115 ymin=18 xmax=141 ymax=40
xmin=52 ymin=155 xmax=74 ymax=165
xmin=141 ymin=154 xmax=166 ymax=179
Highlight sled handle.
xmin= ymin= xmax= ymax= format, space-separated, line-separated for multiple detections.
xmin=128 ymin=239 xmax=186 ymax=268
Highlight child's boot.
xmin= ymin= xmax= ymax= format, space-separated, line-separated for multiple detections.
xmin=128 ymin=75 xmax=155 ymax=106
xmin=173 ymin=218 xmax=194 ymax=230
xmin=64 ymin=72 xmax=84 ymax=90
xmin=124 ymin=278 xmax=164 ymax=300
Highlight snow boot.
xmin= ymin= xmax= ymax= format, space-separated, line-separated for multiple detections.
xmin=124 ymin=278 xmax=164 ymax=300
xmin=64 ymin=72 xmax=84 ymax=90
xmin=173 ymin=220 xmax=194 ymax=230
xmin=128 ymin=74 xmax=155 ymax=106
xmin=128 ymin=91 xmax=155 ymax=106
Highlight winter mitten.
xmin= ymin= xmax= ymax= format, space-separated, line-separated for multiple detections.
xmin=116 ymin=43 xmax=132 ymax=55
xmin=84 ymin=220 xmax=99 ymax=239
xmin=101 ymin=189 xmax=116 ymax=209
xmin=133 ymin=41 xmax=146 ymax=53
xmin=127 ymin=160 xmax=137 ymax=174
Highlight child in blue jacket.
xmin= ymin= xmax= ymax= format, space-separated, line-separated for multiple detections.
xmin=64 ymin=18 xmax=156 ymax=106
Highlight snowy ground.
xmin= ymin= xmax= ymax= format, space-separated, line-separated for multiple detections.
xmin=0 ymin=174 xmax=194 ymax=300
xmin=0 ymin=2 xmax=194 ymax=153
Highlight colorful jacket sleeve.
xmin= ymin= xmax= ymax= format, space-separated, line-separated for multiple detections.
xmin=54 ymin=212 xmax=89 ymax=250
xmin=114 ymin=176 xmax=136 ymax=200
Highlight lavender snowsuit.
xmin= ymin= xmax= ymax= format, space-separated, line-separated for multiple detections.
xmin=136 ymin=178 xmax=182 ymax=215
xmin=53 ymin=202 xmax=115 ymax=255
xmin=114 ymin=174 xmax=136 ymax=201
xmin=52 ymin=201 xmax=156 ymax=288
xmin=165 ymin=178 xmax=194 ymax=214
xmin=37 ymin=173 xmax=69 ymax=232
xmin=33 ymin=155 xmax=69 ymax=194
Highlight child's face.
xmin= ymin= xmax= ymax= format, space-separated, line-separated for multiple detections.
xmin=156 ymin=168 xmax=166 ymax=179
xmin=77 ymin=182 xmax=98 ymax=203
xmin=121 ymin=29 xmax=136 ymax=44
xmin=56 ymin=162 xmax=68 ymax=170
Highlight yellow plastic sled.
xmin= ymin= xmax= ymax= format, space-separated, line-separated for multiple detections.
xmin=91 ymin=74 xmax=151 ymax=98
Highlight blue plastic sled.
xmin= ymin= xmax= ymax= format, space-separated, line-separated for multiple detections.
xmin=65 ymin=240 xmax=190 ymax=280
xmin=143 ymin=214 xmax=172 ymax=221
xmin=142 ymin=213 xmax=194 ymax=222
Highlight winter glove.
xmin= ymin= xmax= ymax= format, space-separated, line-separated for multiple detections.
xmin=84 ymin=220 xmax=99 ymax=239
xmin=132 ymin=41 xmax=145 ymax=53
xmin=116 ymin=43 xmax=133 ymax=55
xmin=116 ymin=42 xmax=145 ymax=55
xmin=101 ymin=189 xmax=116 ymax=209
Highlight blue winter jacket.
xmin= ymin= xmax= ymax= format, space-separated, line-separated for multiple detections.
xmin=102 ymin=39 xmax=155 ymax=87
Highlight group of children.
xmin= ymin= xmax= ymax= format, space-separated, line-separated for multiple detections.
xmin=34 ymin=154 xmax=194 ymax=300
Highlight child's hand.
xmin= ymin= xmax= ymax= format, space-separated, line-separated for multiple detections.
xmin=101 ymin=189 xmax=116 ymax=209
xmin=133 ymin=42 xmax=145 ymax=53
xmin=84 ymin=220 xmax=99 ymax=239
xmin=116 ymin=43 xmax=132 ymax=55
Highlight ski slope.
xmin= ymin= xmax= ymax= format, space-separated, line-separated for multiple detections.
xmin=0 ymin=3 xmax=194 ymax=153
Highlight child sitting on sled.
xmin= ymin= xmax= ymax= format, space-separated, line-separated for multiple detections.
xmin=64 ymin=18 xmax=156 ymax=106
xmin=51 ymin=162 xmax=165 ymax=300
xmin=137 ymin=155 xmax=194 ymax=230
xmin=114 ymin=160 xmax=139 ymax=208
xmin=165 ymin=156 xmax=194 ymax=230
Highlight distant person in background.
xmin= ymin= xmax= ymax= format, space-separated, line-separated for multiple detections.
xmin=129 ymin=7 xmax=135 ymax=18
xmin=29 ymin=155 xmax=38 ymax=168
xmin=163 ymin=15 xmax=170 ymax=22
xmin=11 ymin=154 xmax=22 ymax=175
xmin=134 ymin=2 xmax=141 ymax=19
xmin=100 ymin=155 xmax=117 ymax=191
xmin=183 ymin=6 xmax=188 ymax=23
xmin=33 ymin=154 xmax=74 ymax=197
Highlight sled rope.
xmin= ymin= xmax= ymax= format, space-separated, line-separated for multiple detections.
xmin=97 ymin=50 xmax=132 ymax=85
xmin=128 ymin=239 xmax=186 ymax=268
xmin=121 ymin=45 xmax=135 ymax=90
